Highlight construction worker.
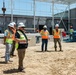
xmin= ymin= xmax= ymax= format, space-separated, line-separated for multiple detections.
xmin=10 ymin=22 xmax=16 ymax=57
xmin=15 ymin=22 xmax=28 ymax=72
xmin=4 ymin=23 xmax=15 ymax=63
xmin=69 ymin=26 xmax=74 ymax=40
xmin=36 ymin=28 xmax=40 ymax=43
xmin=40 ymin=25 xmax=49 ymax=52
xmin=52 ymin=24 xmax=62 ymax=51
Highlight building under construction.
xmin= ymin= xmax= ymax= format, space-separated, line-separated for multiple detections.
xmin=0 ymin=0 xmax=76 ymax=33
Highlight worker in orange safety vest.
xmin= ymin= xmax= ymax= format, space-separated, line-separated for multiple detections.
xmin=52 ymin=24 xmax=62 ymax=51
xmin=40 ymin=25 xmax=49 ymax=52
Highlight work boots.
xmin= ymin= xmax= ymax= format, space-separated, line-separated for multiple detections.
xmin=55 ymin=48 xmax=57 ymax=51
xmin=55 ymin=47 xmax=63 ymax=52
xmin=60 ymin=47 xmax=63 ymax=51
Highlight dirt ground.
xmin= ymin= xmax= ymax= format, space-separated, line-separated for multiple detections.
xmin=0 ymin=41 xmax=76 ymax=75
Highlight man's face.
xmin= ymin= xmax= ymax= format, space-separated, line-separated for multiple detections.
xmin=55 ymin=27 xmax=58 ymax=29
xmin=19 ymin=27 xmax=25 ymax=31
xmin=14 ymin=25 xmax=16 ymax=29
xmin=43 ymin=28 xmax=47 ymax=30
xmin=8 ymin=26 xmax=14 ymax=31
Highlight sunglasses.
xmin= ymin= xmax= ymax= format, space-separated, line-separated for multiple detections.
xmin=21 ymin=27 xmax=25 ymax=28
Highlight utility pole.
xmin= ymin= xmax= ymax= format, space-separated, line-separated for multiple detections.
xmin=52 ymin=0 xmax=54 ymax=30
xmin=11 ymin=0 xmax=13 ymax=22
xmin=2 ymin=0 xmax=6 ymax=32
xmin=33 ymin=0 xmax=36 ymax=32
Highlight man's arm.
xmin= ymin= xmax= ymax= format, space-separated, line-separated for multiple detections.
xmin=15 ymin=32 xmax=26 ymax=43
xmin=4 ymin=30 xmax=8 ymax=44
xmin=4 ymin=36 xmax=6 ymax=44
xmin=52 ymin=30 xmax=54 ymax=36
xmin=40 ymin=30 xmax=42 ymax=35
xmin=15 ymin=38 xmax=26 ymax=42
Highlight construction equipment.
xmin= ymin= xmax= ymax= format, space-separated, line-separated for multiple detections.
xmin=72 ymin=31 xmax=76 ymax=42
xmin=63 ymin=31 xmax=76 ymax=42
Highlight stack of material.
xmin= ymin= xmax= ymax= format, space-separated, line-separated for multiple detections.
xmin=27 ymin=35 xmax=36 ymax=46
xmin=0 ymin=34 xmax=4 ymax=44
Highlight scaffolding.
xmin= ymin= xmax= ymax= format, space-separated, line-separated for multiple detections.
xmin=35 ymin=0 xmax=76 ymax=31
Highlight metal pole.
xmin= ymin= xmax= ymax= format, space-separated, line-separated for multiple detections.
xmin=33 ymin=0 xmax=36 ymax=32
xmin=11 ymin=0 xmax=13 ymax=22
xmin=2 ymin=0 xmax=6 ymax=32
xmin=3 ymin=1 xmax=5 ymax=31
xmin=68 ymin=3 xmax=70 ymax=31
xmin=52 ymin=0 xmax=54 ymax=30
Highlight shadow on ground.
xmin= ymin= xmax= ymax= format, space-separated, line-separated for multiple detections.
xmin=0 ymin=61 xmax=6 ymax=64
xmin=3 ymin=68 xmax=24 ymax=74
xmin=35 ymin=50 xmax=63 ymax=52
xmin=1 ymin=56 xmax=5 ymax=58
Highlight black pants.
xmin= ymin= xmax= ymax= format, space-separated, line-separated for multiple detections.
xmin=69 ymin=34 xmax=73 ymax=40
xmin=10 ymin=41 xmax=16 ymax=55
xmin=42 ymin=39 xmax=48 ymax=51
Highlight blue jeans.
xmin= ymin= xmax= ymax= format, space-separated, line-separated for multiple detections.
xmin=42 ymin=39 xmax=48 ymax=51
xmin=5 ymin=43 xmax=12 ymax=62
xmin=36 ymin=36 xmax=40 ymax=43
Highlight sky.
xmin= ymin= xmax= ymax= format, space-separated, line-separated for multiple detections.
xmin=0 ymin=0 xmax=76 ymax=17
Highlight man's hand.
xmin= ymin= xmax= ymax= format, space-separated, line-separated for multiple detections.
xmin=11 ymin=28 xmax=16 ymax=34
xmin=28 ymin=39 xmax=31 ymax=41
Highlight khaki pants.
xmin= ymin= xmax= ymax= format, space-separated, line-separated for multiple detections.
xmin=54 ymin=38 xmax=62 ymax=48
xmin=17 ymin=49 xmax=26 ymax=69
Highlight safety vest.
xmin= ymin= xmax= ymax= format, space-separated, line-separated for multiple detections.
xmin=40 ymin=30 xmax=49 ymax=39
xmin=53 ymin=29 xmax=60 ymax=38
xmin=12 ymin=29 xmax=16 ymax=40
xmin=69 ymin=29 xmax=74 ymax=34
xmin=15 ymin=31 xmax=27 ymax=49
xmin=5 ymin=30 xmax=13 ymax=44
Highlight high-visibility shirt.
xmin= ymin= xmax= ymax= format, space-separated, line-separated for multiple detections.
xmin=40 ymin=30 xmax=49 ymax=39
xmin=12 ymin=29 xmax=16 ymax=40
xmin=5 ymin=30 xmax=13 ymax=44
xmin=53 ymin=29 xmax=60 ymax=38
xmin=15 ymin=30 xmax=28 ymax=49
xmin=69 ymin=29 xmax=74 ymax=34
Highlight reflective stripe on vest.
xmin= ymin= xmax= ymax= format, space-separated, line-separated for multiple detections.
xmin=15 ymin=31 xmax=26 ymax=49
xmin=40 ymin=30 xmax=49 ymax=39
xmin=53 ymin=29 xmax=60 ymax=38
xmin=5 ymin=30 xmax=13 ymax=44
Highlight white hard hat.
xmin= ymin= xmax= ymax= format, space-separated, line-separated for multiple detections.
xmin=8 ymin=23 xmax=14 ymax=28
xmin=43 ymin=25 xmax=47 ymax=28
xmin=12 ymin=22 xmax=16 ymax=25
xmin=55 ymin=24 xmax=59 ymax=27
xmin=18 ymin=22 xmax=25 ymax=28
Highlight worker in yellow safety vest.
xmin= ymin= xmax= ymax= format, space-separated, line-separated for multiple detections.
xmin=4 ymin=23 xmax=15 ymax=63
xmin=69 ymin=25 xmax=74 ymax=40
xmin=15 ymin=22 xmax=29 ymax=72
xmin=52 ymin=24 xmax=62 ymax=51
xmin=40 ymin=25 xmax=49 ymax=52
xmin=10 ymin=22 xmax=16 ymax=57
